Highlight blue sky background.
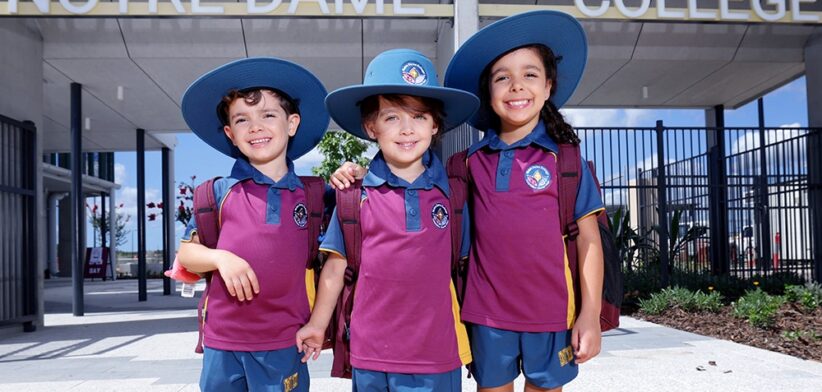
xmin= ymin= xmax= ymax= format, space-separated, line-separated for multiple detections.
xmin=96 ymin=76 xmax=808 ymax=252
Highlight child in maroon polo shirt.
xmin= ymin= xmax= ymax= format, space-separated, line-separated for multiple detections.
xmin=176 ymin=58 xmax=329 ymax=392
xmin=443 ymin=10 xmax=605 ymax=392
xmin=330 ymin=11 xmax=606 ymax=392
xmin=295 ymin=49 xmax=479 ymax=391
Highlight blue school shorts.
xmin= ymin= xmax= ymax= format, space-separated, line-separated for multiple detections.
xmin=469 ymin=324 xmax=578 ymax=389
xmin=352 ymin=367 xmax=462 ymax=392
xmin=200 ymin=346 xmax=309 ymax=392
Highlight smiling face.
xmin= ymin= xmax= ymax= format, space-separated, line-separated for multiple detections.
xmin=362 ymin=95 xmax=440 ymax=180
xmin=487 ymin=47 xmax=552 ymax=137
xmin=221 ymin=89 xmax=300 ymax=167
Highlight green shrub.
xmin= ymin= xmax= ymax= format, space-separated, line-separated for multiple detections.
xmin=784 ymin=283 xmax=822 ymax=312
xmin=732 ymin=288 xmax=785 ymax=328
xmin=781 ymin=329 xmax=820 ymax=341
xmin=639 ymin=287 xmax=723 ymax=315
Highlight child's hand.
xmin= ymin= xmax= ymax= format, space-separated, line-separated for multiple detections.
xmin=215 ymin=250 xmax=260 ymax=302
xmin=296 ymin=323 xmax=326 ymax=363
xmin=571 ymin=312 xmax=602 ymax=364
xmin=330 ymin=162 xmax=366 ymax=189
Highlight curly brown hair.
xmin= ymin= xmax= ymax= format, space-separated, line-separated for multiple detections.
xmin=358 ymin=94 xmax=445 ymax=143
xmin=217 ymin=88 xmax=299 ymax=127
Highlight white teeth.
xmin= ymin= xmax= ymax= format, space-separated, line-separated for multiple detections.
xmin=508 ymin=99 xmax=529 ymax=107
xmin=249 ymin=138 xmax=270 ymax=145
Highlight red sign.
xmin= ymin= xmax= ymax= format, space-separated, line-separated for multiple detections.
xmin=84 ymin=247 xmax=110 ymax=280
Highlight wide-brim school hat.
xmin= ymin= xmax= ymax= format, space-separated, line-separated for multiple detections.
xmin=444 ymin=10 xmax=587 ymax=130
xmin=325 ymin=48 xmax=480 ymax=140
xmin=181 ymin=57 xmax=329 ymax=160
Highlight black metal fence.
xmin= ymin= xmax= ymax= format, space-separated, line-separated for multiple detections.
xmin=0 ymin=114 xmax=38 ymax=331
xmin=577 ymin=123 xmax=821 ymax=286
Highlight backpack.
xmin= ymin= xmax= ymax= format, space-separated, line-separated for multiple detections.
xmin=330 ymin=177 xmax=468 ymax=379
xmin=190 ymin=175 xmax=329 ymax=353
xmin=447 ymin=146 xmax=622 ymax=332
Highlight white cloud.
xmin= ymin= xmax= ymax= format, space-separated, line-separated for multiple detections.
xmin=117 ymin=186 xmax=162 ymax=224
xmin=560 ymin=108 xmax=655 ymax=128
xmin=293 ymin=147 xmax=324 ymax=176
xmin=114 ymin=163 xmax=126 ymax=185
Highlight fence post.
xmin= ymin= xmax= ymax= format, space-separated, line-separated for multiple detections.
xmin=656 ymin=120 xmax=670 ymax=287
xmin=706 ymin=105 xmax=730 ymax=276
xmin=757 ymin=98 xmax=772 ymax=273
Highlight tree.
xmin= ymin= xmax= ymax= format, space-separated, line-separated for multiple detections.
xmin=147 ymin=175 xmax=197 ymax=227
xmin=87 ymin=202 xmax=131 ymax=248
xmin=312 ymin=130 xmax=372 ymax=180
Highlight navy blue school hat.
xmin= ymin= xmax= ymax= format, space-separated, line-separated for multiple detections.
xmin=181 ymin=57 xmax=329 ymax=160
xmin=444 ymin=10 xmax=587 ymax=130
xmin=325 ymin=48 xmax=479 ymax=140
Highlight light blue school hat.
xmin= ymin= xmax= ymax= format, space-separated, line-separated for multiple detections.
xmin=325 ymin=48 xmax=480 ymax=140
xmin=444 ymin=10 xmax=587 ymax=130
xmin=181 ymin=57 xmax=329 ymax=160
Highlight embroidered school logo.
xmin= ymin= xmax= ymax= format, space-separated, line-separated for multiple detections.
xmin=524 ymin=164 xmax=551 ymax=190
xmin=401 ymin=61 xmax=427 ymax=85
xmin=293 ymin=203 xmax=308 ymax=228
xmin=431 ymin=203 xmax=449 ymax=229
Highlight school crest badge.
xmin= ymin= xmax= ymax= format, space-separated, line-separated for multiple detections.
xmin=401 ymin=61 xmax=427 ymax=85
xmin=431 ymin=203 xmax=449 ymax=229
xmin=293 ymin=203 xmax=308 ymax=228
xmin=525 ymin=164 xmax=551 ymax=190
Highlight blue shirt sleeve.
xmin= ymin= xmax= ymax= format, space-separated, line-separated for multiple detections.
xmin=574 ymin=156 xmax=605 ymax=221
xmin=460 ymin=201 xmax=471 ymax=259
xmin=319 ymin=208 xmax=347 ymax=258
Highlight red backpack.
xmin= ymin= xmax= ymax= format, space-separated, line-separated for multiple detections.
xmin=447 ymin=146 xmax=622 ymax=332
xmin=190 ymin=176 xmax=328 ymax=353
xmin=330 ymin=176 xmax=469 ymax=379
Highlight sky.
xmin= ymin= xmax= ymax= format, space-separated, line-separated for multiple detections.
xmin=96 ymin=76 xmax=809 ymax=252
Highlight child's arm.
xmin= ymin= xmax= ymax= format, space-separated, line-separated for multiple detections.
xmin=329 ymin=162 xmax=366 ymax=189
xmin=572 ymin=214 xmax=604 ymax=364
xmin=178 ymin=234 xmax=260 ymax=302
xmin=296 ymin=253 xmax=347 ymax=362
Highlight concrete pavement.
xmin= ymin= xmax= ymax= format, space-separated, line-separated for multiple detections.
xmin=0 ymin=278 xmax=820 ymax=391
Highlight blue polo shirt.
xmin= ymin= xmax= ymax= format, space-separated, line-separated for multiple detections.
xmin=460 ymin=121 xmax=604 ymax=333
xmin=320 ymin=150 xmax=472 ymax=374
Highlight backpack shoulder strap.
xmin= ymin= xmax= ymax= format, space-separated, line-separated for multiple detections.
xmin=193 ymin=177 xmax=221 ymax=249
xmin=446 ymin=150 xmax=469 ymax=273
xmin=557 ymin=144 xmax=582 ymax=240
xmin=336 ymin=180 xmax=364 ymax=275
xmin=300 ymin=176 xmax=325 ymax=268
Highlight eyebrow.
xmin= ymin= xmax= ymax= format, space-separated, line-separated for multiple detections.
xmin=491 ymin=64 xmax=543 ymax=76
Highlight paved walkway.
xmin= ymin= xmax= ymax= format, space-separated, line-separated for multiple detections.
xmin=0 ymin=278 xmax=820 ymax=391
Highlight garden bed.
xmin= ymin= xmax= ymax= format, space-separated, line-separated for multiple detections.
xmin=638 ymin=302 xmax=822 ymax=362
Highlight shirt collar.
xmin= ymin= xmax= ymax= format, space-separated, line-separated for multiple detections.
xmin=363 ymin=149 xmax=450 ymax=196
xmin=229 ymin=158 xmax=303 ymax=190
xmin=468 ymin=120 xmax=559 ymax=156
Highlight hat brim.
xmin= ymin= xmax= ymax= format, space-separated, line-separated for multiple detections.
xmin=181 ymin=58 xmax=329 ymax=160
xmin=444 ymin=11 xmax=587 ymax=130
xmin=325 ymin=84 xmax=480 ymax=140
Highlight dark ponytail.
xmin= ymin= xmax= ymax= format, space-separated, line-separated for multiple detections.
xmin=479 ymin=44 xmax=580 ymax=145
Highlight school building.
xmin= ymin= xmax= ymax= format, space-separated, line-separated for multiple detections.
xmin=1 ymin=0 xmax=821 ymax=332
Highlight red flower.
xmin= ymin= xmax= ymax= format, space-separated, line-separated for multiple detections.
xmin=148 ymin=213 xmax=156 ymax=221
xmin=147 ymin=202 xmax=156 ymax=208
xmin=157 ymin=202 xmax=163 ymax=209
xmin=179 ymin=187 xmax=187 ymax=195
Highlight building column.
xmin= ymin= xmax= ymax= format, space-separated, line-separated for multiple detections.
xmin=162 ymin=147 xmax=175 ymax=295
xmin=804 ymin=34 xmax=822 ymax=283
xmin=70 ymin=82 xmax=85 ymax=316
xmin=705 ymin=105 xmax=730 ymax=276
xmin=137 ymin=129 xmax=147 ymax=301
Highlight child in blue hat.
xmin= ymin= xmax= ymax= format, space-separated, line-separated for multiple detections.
xmin=176 ymin=57 xmax=329 ymax=392
xmin=443 ymin=11 xmax=605 ymax=392
xmin=295 ymin=49 xmax=479 ymax=391
xmin=329 ymin=10 xmax=605 ymax=392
